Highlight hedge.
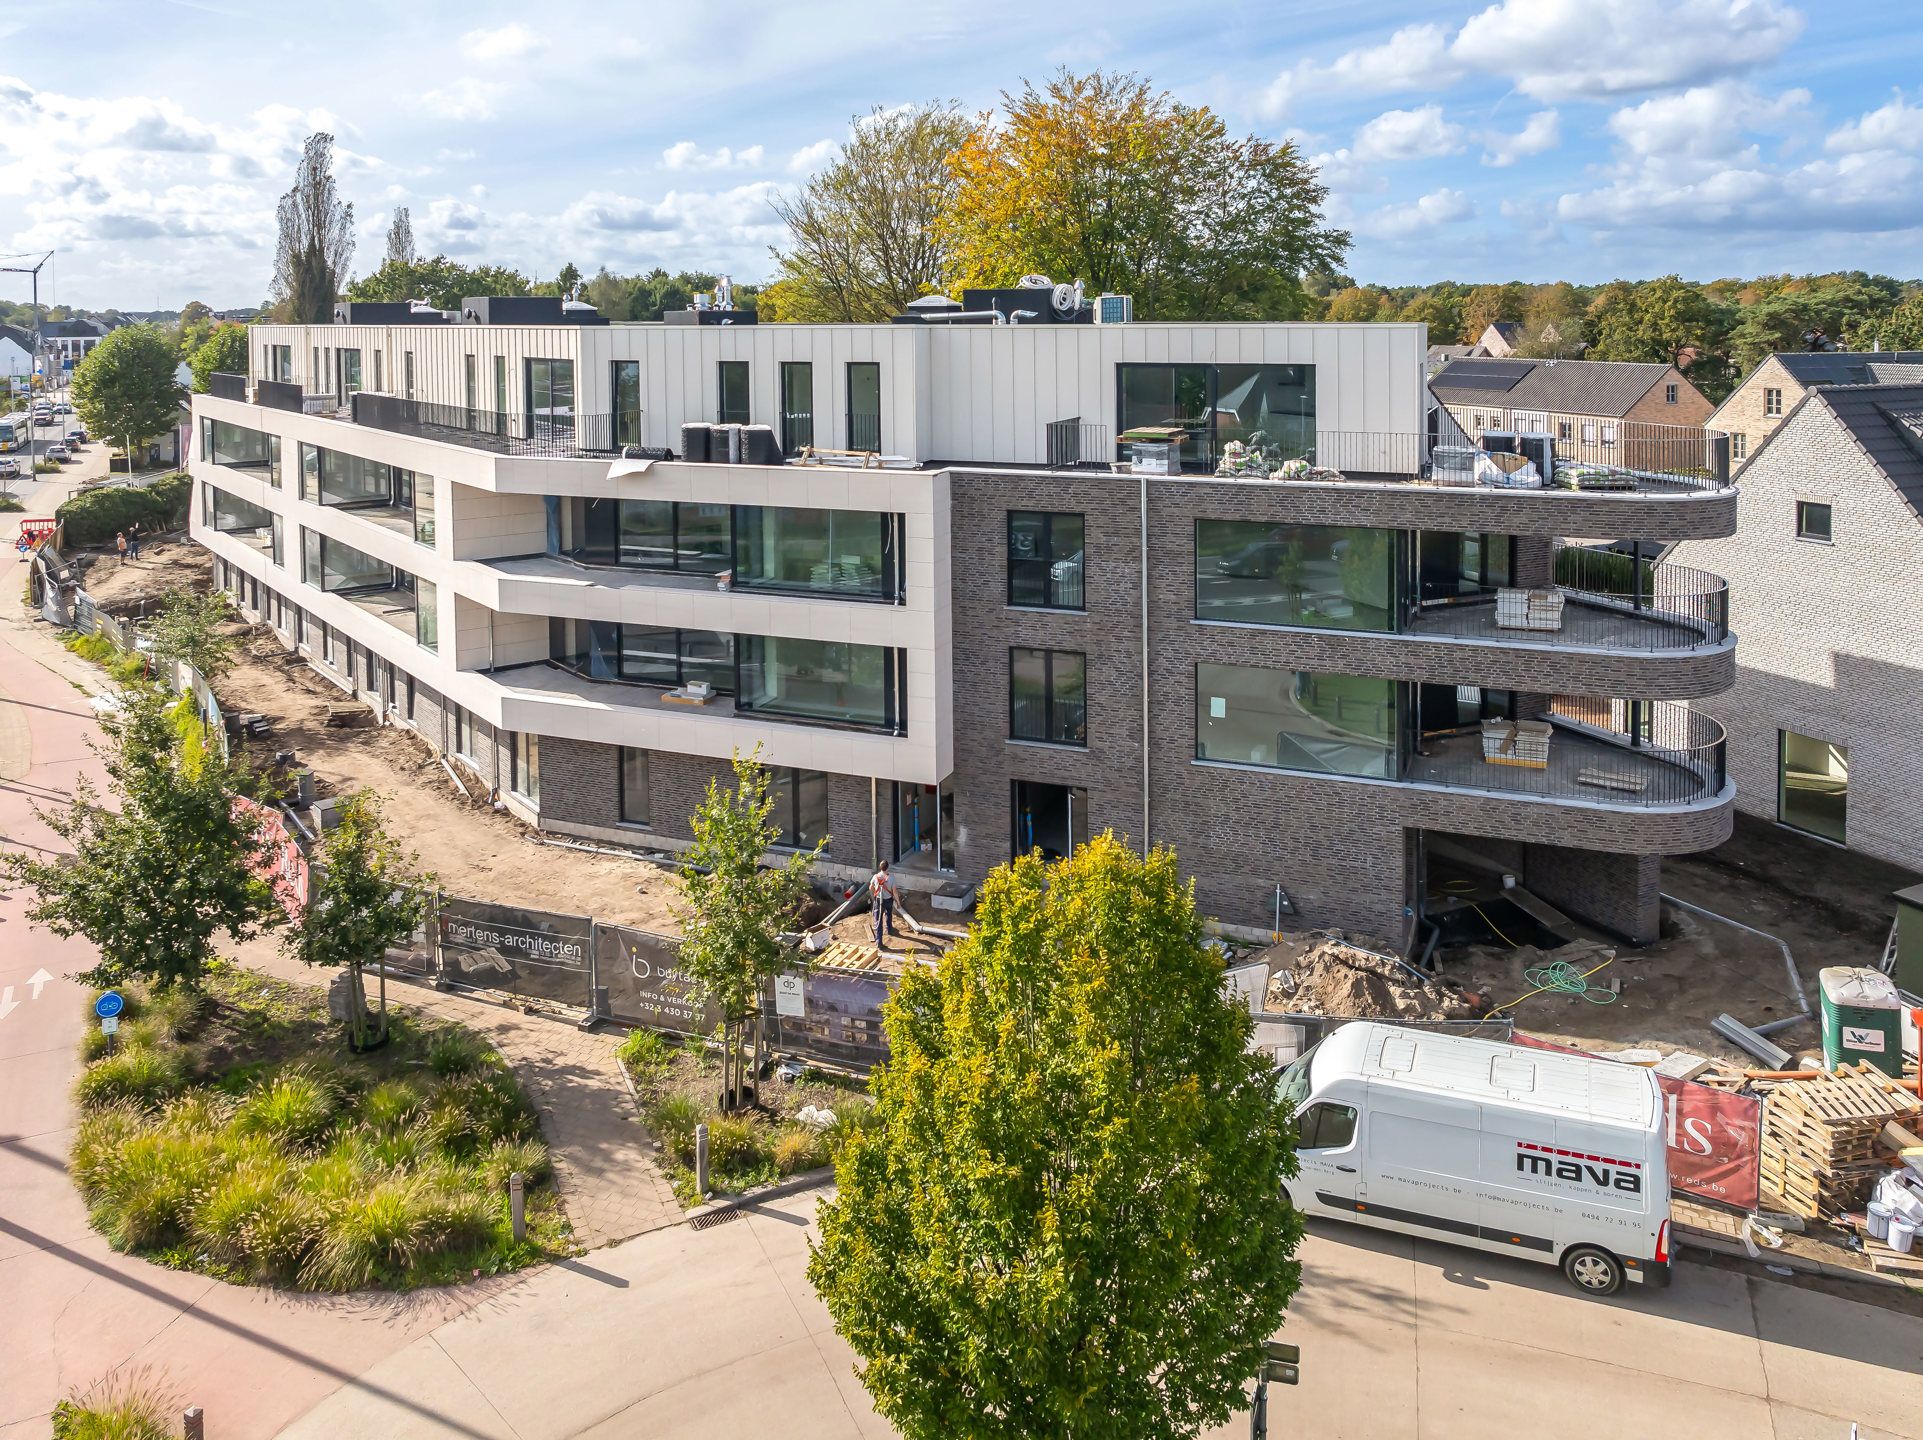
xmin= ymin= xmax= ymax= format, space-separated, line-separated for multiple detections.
xmin=56 ymin=473 xmax=191 ymax=548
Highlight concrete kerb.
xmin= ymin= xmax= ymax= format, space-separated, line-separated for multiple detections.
xmin=685 ymin=1165 xmax=837 ymax=1227
xmin=1676 ymin=1228 xmax=1923 ymax=1296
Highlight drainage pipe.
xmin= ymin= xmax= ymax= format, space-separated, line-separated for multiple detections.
xmin=1663 ymin=892 xmax=1811 ymax=1029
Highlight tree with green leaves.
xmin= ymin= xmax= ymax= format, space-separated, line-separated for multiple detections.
xmin=384 ymin=205 xmax=416 ymax=267
xmin=0 ymin=683 xmax=279 ymax=992
xmin=187 ymin=325 xmax=250 ymax=394
xmin=1586 ymin=275 xmax=1725 ymax=368
xmin=1858 ymin=291 xmax=1923 ymax=351
xmin=70 ymin=324 xmax=182 ymax=476
xmin=674 ymin=751 xmax=821 ymax=1113
xmin=770 ymin=102 xmax=971 ymax=323
xmin=810 ymin=833 xmax=1303 ymax=1440
xmin=271 ymin=132 xmax=354 ymax=324
xmin=1520 ymin=281 xmax=1589 ymax=357
xmin=1460 ymin=281 xmax=1529 ymax=344
xmin=346 ymin=255 xmax=532 ymax=313
xmin=145 ymin=587 xmax=237 ymax=680
xmin=1398 ymin=288 xmax=1466 ymax=345
xmin=286 ymin=792 xmax=432 ymax=1050
xmin=943 ymin=70 xmax=1346 ymax=321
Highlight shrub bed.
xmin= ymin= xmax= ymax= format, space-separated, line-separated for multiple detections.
xmin=619 ymin=1028 xmax=873 ymax=1205
xmin=69 ymin=969 xmax=569 ymax=1289
xmin=55 ymin=471 xmax=190 ymax=547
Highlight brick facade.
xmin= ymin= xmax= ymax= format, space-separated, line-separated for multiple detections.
xmin=1709 ymin=356 xmax=1801 ymax=472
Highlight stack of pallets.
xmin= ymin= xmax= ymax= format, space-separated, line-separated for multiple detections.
xmin=1760 ymin=1063 xmax=1922 ymax=1218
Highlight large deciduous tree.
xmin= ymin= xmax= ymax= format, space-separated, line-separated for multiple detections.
xmin=942 ymin=71 xmax=1347 ymax=321
xmin=1859 ymin=291 xmax=1923 ymax=351
xmin=811 ymin=833 xmax=1303 ymax=1440
xmin=346 ymin=255 xmax=532 ymax=312
xmin=770 ymin=102 xmax=971 ymax=322
xmin=675 ymin=751 xmax=821 ymax=1112
xmin=1459 ymin=281 xmax=1530 ymax=343
xmin=70 ymin=325 xmax=182 ymax=475
xmin=0 ymin=684 xmax=279 ymax=992
xmin=187 ymin=325 xmax=249 ymax=393
xmin=383 ymin=206 xmax=416 ymax=267
xmin=271 ymin=132 xmax=354 ymax=323
xmin=286 ymin=792 xmax=432 ymax=1050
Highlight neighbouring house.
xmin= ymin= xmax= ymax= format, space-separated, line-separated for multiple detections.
xmin=1427 ymin=342 xmax=1485 ymax=376
xmin=1709 ymin=350 xmax=1923 ymax=470
xmin=1477 ymin=321 xmax=1524 ymax=357
xmin=1430 ymin=356 xmax=1716 ymax=477
xmin=0 ymin=324 xmax=34 ymax=386
xmin=39 ymin=316 xmax=111 ymax=370
xmin=1670 ymin=382 xmax=1923 ymax=870
xmin=189 ymin=299 xmax=1739 ymax=950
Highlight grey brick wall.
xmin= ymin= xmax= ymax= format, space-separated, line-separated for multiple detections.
xmin=1524 ymin=845 xmax=1663 ymax=943
xmin=1672 ymin=396 xmax=1923 ymax=871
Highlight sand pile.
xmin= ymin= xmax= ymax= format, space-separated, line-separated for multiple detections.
xmin=1264 ymin=938 xmax=1479 ymax=1021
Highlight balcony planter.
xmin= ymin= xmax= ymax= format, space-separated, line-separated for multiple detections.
xmin=1481 ymin=719 xmax=1552 ymax=769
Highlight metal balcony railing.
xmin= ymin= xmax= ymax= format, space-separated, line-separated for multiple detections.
xmin=350 ymin=393 xmax=622 ymax=457
xmin=1551 ymin=543 xmax=1730 ymax=647
xmin=1045 ymin=417 xmax=1111 ymax=469
xmin=1547 ymin=697 xmax=1728 ymax=805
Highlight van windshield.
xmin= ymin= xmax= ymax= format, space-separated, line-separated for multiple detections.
xmin=1275 ymin=1040 xmax=1321 ymax=1115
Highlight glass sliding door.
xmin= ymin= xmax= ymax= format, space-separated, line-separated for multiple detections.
xmin=613 ymin=360 xmax=642 ymax=448
xmin=1779 ymin=730 xmax=1847 ymax=842
xmin=846 ymin=361 xmax=880 ymax=452
xmin=732 ymin=505 xmax=895 ymax=597
xmin=1195 ymin=519 xmax=1397 ymax=631
xmin=737 ymin=636 xmax=896 ymax=729
xmin=1117 ymin=363 xmax=1210 ymax=469
xmin=779 ymin=362 xmax=813 ymax=454
xmin=717 ymin=360 xmax=750 ymax=425
xmin=337 ymin=348 xmax=362 ymax=405
xmin=526 ymin=358 xmax=576 ymax=447
xmin=1117 ymin=362 xmax=1318 ymax=472
xmin=1195 ymin=663 xmax=1397 ymax=777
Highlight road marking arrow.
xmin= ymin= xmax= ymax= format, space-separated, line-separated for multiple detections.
xmin=27 ymin=968 xmax=52 ymax=1000
xmin=0 ymin=987 xmax=15 ymax=1022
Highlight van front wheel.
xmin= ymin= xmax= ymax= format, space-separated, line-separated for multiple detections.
xmin=1561 ymin=1246 xmax=1624 ymax=1296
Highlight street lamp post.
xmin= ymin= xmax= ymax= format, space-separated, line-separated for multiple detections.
xmin=0 ymin=252 xmax=55 ymax=480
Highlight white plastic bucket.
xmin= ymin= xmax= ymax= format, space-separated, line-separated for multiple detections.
xmin=1890 ymin=1216 xmax=1918 ymax=1255
xmin=1867 ymin=1201 xmax=1892 ymax=1241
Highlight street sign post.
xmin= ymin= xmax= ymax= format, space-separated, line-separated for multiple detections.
xmin=1250 ymin=1341 xmax=1301 ymax=1440
xmin=94 ymin=991 xmax=124 ymax=1019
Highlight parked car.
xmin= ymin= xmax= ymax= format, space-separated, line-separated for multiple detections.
xmin=44 ymin=442 xmax=70 ymax=462
xmin=52 ymin=401 xmax=72 ymax=416
xmin=0 ymin=457 xmax=19 ymax=479
xmin=64 ymin=426 xmax=86 ymax=445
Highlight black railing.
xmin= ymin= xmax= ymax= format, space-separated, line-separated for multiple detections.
xmin=209 ymin=372 xmax=248 ymax=402
xmin=1045 ymin=417 xmax=1111 ymax=469
xmin=1546 ymin=697 xmax=1727 ymax=805
xmin=1552 ymin=543 xmax=1729 ymax=646
xmin=351 ymin=393 xmax=622 ymax=457
xmin=254 ymin=378 xmax=309 ymax=414
xmin=847 ymin=411 xmax=882 ymax=454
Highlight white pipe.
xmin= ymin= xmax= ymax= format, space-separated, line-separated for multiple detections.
xmin=1662 ymin=893 xmax=1811 ymax=1017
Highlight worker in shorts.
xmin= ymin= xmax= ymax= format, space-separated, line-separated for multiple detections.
xmin=869 ymin=860 xmax=901 ymax=950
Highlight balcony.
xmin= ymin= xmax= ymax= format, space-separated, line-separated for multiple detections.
xmin=352 ymin=394 xmax=626 ymax=458
xmin=1408 ymin=549 xmax=1728 ymax=653
xmin=1409 ymin=700 xmax=1725 ymax=808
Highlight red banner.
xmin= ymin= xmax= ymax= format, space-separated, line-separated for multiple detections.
xmin=235 ymin=796 xmax=309 ymax=922
xmin=1513 ymin=1034 xmax=1761 ymax=1212
xmin=16 ymin=518 xmax=55 ymax=551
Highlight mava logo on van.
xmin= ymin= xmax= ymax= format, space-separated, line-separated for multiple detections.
xmin=1514 ymin=1141 xmax=1643 ymax=1194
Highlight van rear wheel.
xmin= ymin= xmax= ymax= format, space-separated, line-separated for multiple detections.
xmin=1561 ymin=1246 xmax=1624 ymax=1296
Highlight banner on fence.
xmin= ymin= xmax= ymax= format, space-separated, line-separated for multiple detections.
xmin=234 ymin=796 xmax=309 ymax=922
xmin=380 ymin=901 xmax=438 ymax=978
xmin=593 ymin=923 xmax=721 ymax=1035
xmin=763 ymin=965 xmax=893 ymax=1071
xmin=437 ymin=896 xmax=593 ymax=1005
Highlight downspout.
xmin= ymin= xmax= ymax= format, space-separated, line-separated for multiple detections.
xmin=1140 ymin=467 xmax=1150 ymax=851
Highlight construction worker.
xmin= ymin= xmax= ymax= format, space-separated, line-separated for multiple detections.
xmin=869 ymin=860 xmax=900 ymax=950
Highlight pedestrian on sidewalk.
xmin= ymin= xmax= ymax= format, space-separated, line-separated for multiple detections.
xmin=114 ymin=530 xmax=127 ymax=564
xmin=869 ymin=860 xmax=901 ymax=950
xmin=126 ymin=523 xmax=141 ymax=560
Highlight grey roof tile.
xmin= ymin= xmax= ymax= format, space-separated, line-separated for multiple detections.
xmin=1429 ymin=356 xmax=1673 ymax=416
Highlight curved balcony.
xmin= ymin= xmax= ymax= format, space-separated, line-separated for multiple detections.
xmin=1408 ymin=547 xmax=1728 ymax=653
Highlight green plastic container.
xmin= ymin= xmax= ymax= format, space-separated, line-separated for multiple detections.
xmin=1819 ymin=966 xmax=1904 ymax=1076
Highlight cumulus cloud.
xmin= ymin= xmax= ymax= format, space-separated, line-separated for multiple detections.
xmin=787 ymin=138 xmax=839 ymax=174
xmin=1607 ymin=82 xmax=1809 ymax=161
xmin=1826 ymin=91 xmax=1923 ymax=155
xmin=1351 ymin=105 xmax=1465 ymax=163
xmin=1356 ymin=188 xmax=1475 ymax=240
xmin=660 ymin=141 xmax=766 ymax=172
xmin=1263 ymin=0 xmax=1803 ymax=115
xmin=1483 ymin=111 xmax=1560 ymax=167
xmin=418 ymin=78 xmax=501 ymax=122
xmin=460 ymin=23 xmax=544 ymax=63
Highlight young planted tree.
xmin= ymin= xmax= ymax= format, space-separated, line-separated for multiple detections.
xmin=69 ymin=325 xmax=183 ymax=476
xmin=285 ymin=792 xmax=432 ymax=1050
xmin=0 ymin=683 xmax=278 ymax=992
xmin=145 ymin=587 xmax=238 ymax=681
xmin=675 ymin=751 xmax=821 ymax=1112
xmin=811 ymin=833 xmax=1303 ymax=1440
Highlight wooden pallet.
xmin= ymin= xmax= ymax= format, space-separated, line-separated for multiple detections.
xmin=1759 ymin=1063 xmax=1920 ymax=1218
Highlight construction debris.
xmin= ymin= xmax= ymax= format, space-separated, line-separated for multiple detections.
xmin=1759 ymin=1061 xmax=1922 ymax=1220
xmin=1265 ymin=938 xmax=1479 ymax=1022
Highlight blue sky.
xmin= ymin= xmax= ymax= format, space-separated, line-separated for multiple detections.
xmin=2 ymin=0 xmax=1920 ymax=310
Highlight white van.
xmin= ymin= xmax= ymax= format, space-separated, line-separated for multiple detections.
xmin=1277 ymin=1021 xmax=1671 ymax=1295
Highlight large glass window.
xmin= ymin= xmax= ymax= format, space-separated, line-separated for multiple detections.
xmin=732 ymin=506 xmax=896 ymax=598
xmin=1779 ymin=730 xmax=1847 ymax=843
xmin=613 ymin=360 xmax=641 ymax=448
xmin=556 ymin=497 xmax=729 ymax=572
xmin=1196 ymin=520 xmax=1397 ymax=631
xmin=302 ymin=529 xmax=399 ymax=594
xmin=769 ymin=768 xmax=829 ymax=848
xmin=737 ymin=636 xmax=897 ymax=730
xmin=527 ymin=357 xmax=575 ymax=440
xmin=337 ymin=348 xmax=362 ymax=403
xmin=298 ymin=442 xmax=423 ymax=510
xmin=619 ymin=748 xmax=650 ymax=825
xmin=1118 ymin=363 xmax=1317 ymax=472
xmin=415 ymin=578 xmax=437 ymax=652
xmin=718 ymin=360 xmax=750 ymax=426
xmin=413 ymin=473 xmax=436 ymax=547
xmin=1416 ymin=531 xmax=1510 ymax=604
xmin=510 ymin=731 xmax=540 ymax=804
xmin=549 ymin=620 xmax=733 ymax=692
xmin=779 ymin=362 xmax=813 ymax=454
xmin=1008 ymin=512 xmax=1085 ymax=610
xmin=1009 ymin=648 xmax=1087 ymax=746
xmin=203 ymin=485 xmax=278 ymax=562
xmin=1195 ymin=663 xmax=1397 ymax=777
xmin=847 ymin=361 xmax=880 ymax=452
xmin=202 ymin=418 xmax=281 ymax=486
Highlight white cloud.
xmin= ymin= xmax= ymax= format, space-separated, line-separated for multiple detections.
xmin=660 ymin=141 xmax=766 ymax=172
xmin=1262 ymin=0 xmax=1803 ymax=116
xmin=459 ymin=23 xmax=544 ymax=63
xmin=787 ymin=139 xmax=839 ymax=174
xmin=1483 ymin=111 xmax=1560 ymax=167
xmin=1351 ymin=105 xmax=1465 ymax=163
xmin=418 ymin=78 xmax=501 ymax=122
xmin=1607 ymin=82 xmax=1809 ymax=161
xmin=1826 ymin=91 xmax=1923 ymax=155
xmin=1356 ymin=188 xmax=1475 ymax=240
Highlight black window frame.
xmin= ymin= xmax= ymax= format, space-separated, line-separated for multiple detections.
xmin=779 ymin=361 xmax=813 ymax=453
xmin=1795 ymin=500 xmax=1833 ymax=543
xmin=618 ymin=747 xmax=650 ymax=826
xmin=1008 ymin=646 xmax=1088 ymax=747
xmin=846 ymin=360 xmax=881 ymax=453
xmin=612 ymin=359 xmax=642 ymax=448
xmin=1006 ymin=510 xmax=1086 ymax=611
xmin=769 ymin=767 xmax=830 ymax=850
xmin=717 ymin=360 xmax=750 ymax=426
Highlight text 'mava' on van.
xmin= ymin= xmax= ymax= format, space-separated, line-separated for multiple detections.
xmin=1276 ymin=1021 xmax=1671 ymax=1295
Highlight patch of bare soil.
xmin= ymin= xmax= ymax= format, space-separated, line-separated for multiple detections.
xmin=73 ymin=532 xmax=208 ymax=614
xmin=215 ymin=625 xmax=682 ymax=929
xmin=1263 ymin=936 xmax=1480 ymax=1021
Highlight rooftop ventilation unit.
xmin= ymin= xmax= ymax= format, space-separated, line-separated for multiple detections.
xmin=1095 ymin=293 xmax=1134 ymax=325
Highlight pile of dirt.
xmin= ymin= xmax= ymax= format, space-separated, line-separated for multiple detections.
xmin=72 ymin=533 xmax=208 ymax=614
xmin=1265 ymin=937 xmax=1480 ymax=1021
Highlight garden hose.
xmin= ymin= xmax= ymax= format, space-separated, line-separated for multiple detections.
xmin=1484 ymin=955 xmax=1618 ymax=1020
